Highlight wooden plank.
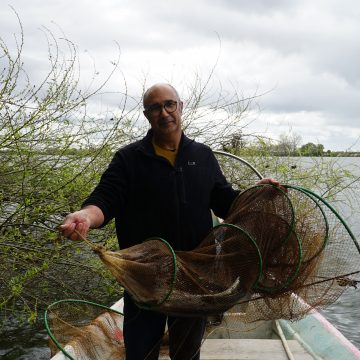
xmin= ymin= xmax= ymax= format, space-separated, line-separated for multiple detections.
xmin=159 ymin=339 xmax=313 ymax=360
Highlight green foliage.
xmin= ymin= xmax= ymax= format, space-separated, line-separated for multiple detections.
xmin=299 ymin=142 xmax=325 ymax=156
xmin=0 ymin=15 xmax=128 ymax=326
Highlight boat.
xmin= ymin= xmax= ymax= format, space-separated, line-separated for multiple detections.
xmin=50 ymin=296 xmax=360 ymax=360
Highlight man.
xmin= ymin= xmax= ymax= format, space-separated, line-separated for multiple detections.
xmin=60 ymin=83 xmax=279 ymax=359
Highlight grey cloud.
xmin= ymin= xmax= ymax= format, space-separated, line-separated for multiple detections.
xmin=207 ymin=0 xmax=295 ymax=13
xmin=2 ymin=0 xmax=360 ymax=150
xmin=261 ymin=78 xmax=360 ymax=126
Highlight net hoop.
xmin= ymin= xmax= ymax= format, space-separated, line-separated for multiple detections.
xmin=288 ymin=185 xmax=360 ymax=254
xmin=213 ymin=150 xmax=264 ymax=180
xmin=228 ymin=184 xmax=303 ymax=293
xmin=136 ymin=236 xmax=177 ymax=310
xmin=231 ymin=184 xmax=296 ymax=248
xmin=255 ymin=228 xmax=303 ymax=294
xmin=212 ymin=222 xmax=263 ymax=289
xmin=44 ymin=299 xmax=123 ymax=360
xmin=285 ymin=185 xmax=330 ymax=263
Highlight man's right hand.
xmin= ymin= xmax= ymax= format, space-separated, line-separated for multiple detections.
xmin=59 ymin=205 xmax=104 ymax=241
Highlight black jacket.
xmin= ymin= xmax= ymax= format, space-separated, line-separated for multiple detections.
xmin=83 ymin=130 xmax=238 ymax=251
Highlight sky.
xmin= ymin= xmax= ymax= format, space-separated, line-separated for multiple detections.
xmin=1 ymin=0 xmax=360 ymax=151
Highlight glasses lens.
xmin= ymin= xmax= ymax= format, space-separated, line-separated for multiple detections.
xmin=164 ymin=101 xmax=177 ymax=113
xmin=147 ymin=104 xmax=161 ymax=115
xmin=146 ymin=101 xmax=177 ymax=115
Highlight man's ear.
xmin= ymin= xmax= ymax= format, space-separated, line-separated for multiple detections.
xmin=143 ymin=110 xmax=150 ymax=123
xmin=179 ymin=101 xmax=184 ymax=114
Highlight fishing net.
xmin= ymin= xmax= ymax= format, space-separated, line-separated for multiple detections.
xmin=86 ymin=184 xmax=359 ymax=319
xmin=46 ymin=299 xmax=125 ymax=359
xmin=46 ymin=154 xmax=360 ymax=359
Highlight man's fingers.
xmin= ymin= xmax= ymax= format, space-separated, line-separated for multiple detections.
xmin=59 ymin=222 xmax=76 ymax=237
xmin=74 ymin=224 xmax=88 ymax=240
xmin=59 ymin=222 xmax=87 ymax=241
xmin=259 ymin=178 xmax=280 ymax=186
xmin=59 ymin=211 xmax=92 ymax=241
xmin=257 ymin=177 xmax=288 ymax=193
xmin=69 ymin=231 xmax=82 ymax=241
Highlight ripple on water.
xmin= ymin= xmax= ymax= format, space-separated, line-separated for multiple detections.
xmin=0 ymin=321 xmax=51 ymax=360
xmin=321 ymin=287 xmax=360 ymax=348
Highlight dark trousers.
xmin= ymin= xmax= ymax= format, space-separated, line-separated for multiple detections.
xmin=123 ymin=293 xmax=207 ymax=360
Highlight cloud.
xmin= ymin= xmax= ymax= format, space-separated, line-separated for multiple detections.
xmin=1 ymin=0 xmax=360 ymax=150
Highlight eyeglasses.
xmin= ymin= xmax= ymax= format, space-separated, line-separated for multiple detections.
xmin=144 ymin=100 xmax=178 ymax=116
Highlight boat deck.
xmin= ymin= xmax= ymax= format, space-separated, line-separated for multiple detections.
xmin=159 ymin=339 xmax=313 ymax=360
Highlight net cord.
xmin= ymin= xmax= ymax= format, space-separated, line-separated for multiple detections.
xmin=233 ymin=269 xmax=360 ymax=311
xmin=72 ymin=230 xmax=102 ymax=251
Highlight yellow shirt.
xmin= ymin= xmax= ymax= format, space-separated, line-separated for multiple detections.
xmin=152 ymin=141 xmax=178 ymax=166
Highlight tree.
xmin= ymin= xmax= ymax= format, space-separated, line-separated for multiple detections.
xmin=221 ymin=130 xmax=247 ymax=152
xmin=300 ymin=142 xmax=324 ymax=156
xmin=275 ymin=132 xmax=302 ymax=156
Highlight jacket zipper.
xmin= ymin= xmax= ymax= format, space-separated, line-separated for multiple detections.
xmin=175 ymin=166 xmax=187 ymax=204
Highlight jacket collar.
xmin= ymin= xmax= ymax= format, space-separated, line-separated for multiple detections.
xmin=137 ymin=129 xmax=193 ymax=155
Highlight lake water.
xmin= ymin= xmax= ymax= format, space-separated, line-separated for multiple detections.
xmin=1 ymin=157 xmax=360 ymax=358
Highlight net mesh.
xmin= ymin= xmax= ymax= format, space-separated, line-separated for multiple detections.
xmin=47 ymin=184 xmax=360 ymax=359
xmin=92 ymin=184 xmax=359 ymax=319
xmin=46 ymin=300 xmax=125 ymax=359
xmin=95 ymin=221 xmax=262 ymax=317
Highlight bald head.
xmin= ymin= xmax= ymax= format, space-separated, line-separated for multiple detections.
xmin=142 ymin=83 xmax=183 ymax=143
xmin=143 ymin=83 xmax=180 ymax=108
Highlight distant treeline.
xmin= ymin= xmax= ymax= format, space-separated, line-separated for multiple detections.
xmin=2 ymin=143 xmax=359 ymax=158
xmin=324 ymin=151 xmax=360 ymax=157
xmin=221 ymin=132 xmax=360 ymax=157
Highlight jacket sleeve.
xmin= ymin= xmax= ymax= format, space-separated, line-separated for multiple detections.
xmin=209 ymin=151 xmax=239 ymax=219
xmin=82 ymin=150 xmax=128 ymax=226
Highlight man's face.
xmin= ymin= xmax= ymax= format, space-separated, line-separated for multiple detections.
xmin=143 ymin=85 xmax=183 ymax=139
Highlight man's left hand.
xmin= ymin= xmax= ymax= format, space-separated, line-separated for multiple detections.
xmin=257 ymin=178 xmax=287 ymax=192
